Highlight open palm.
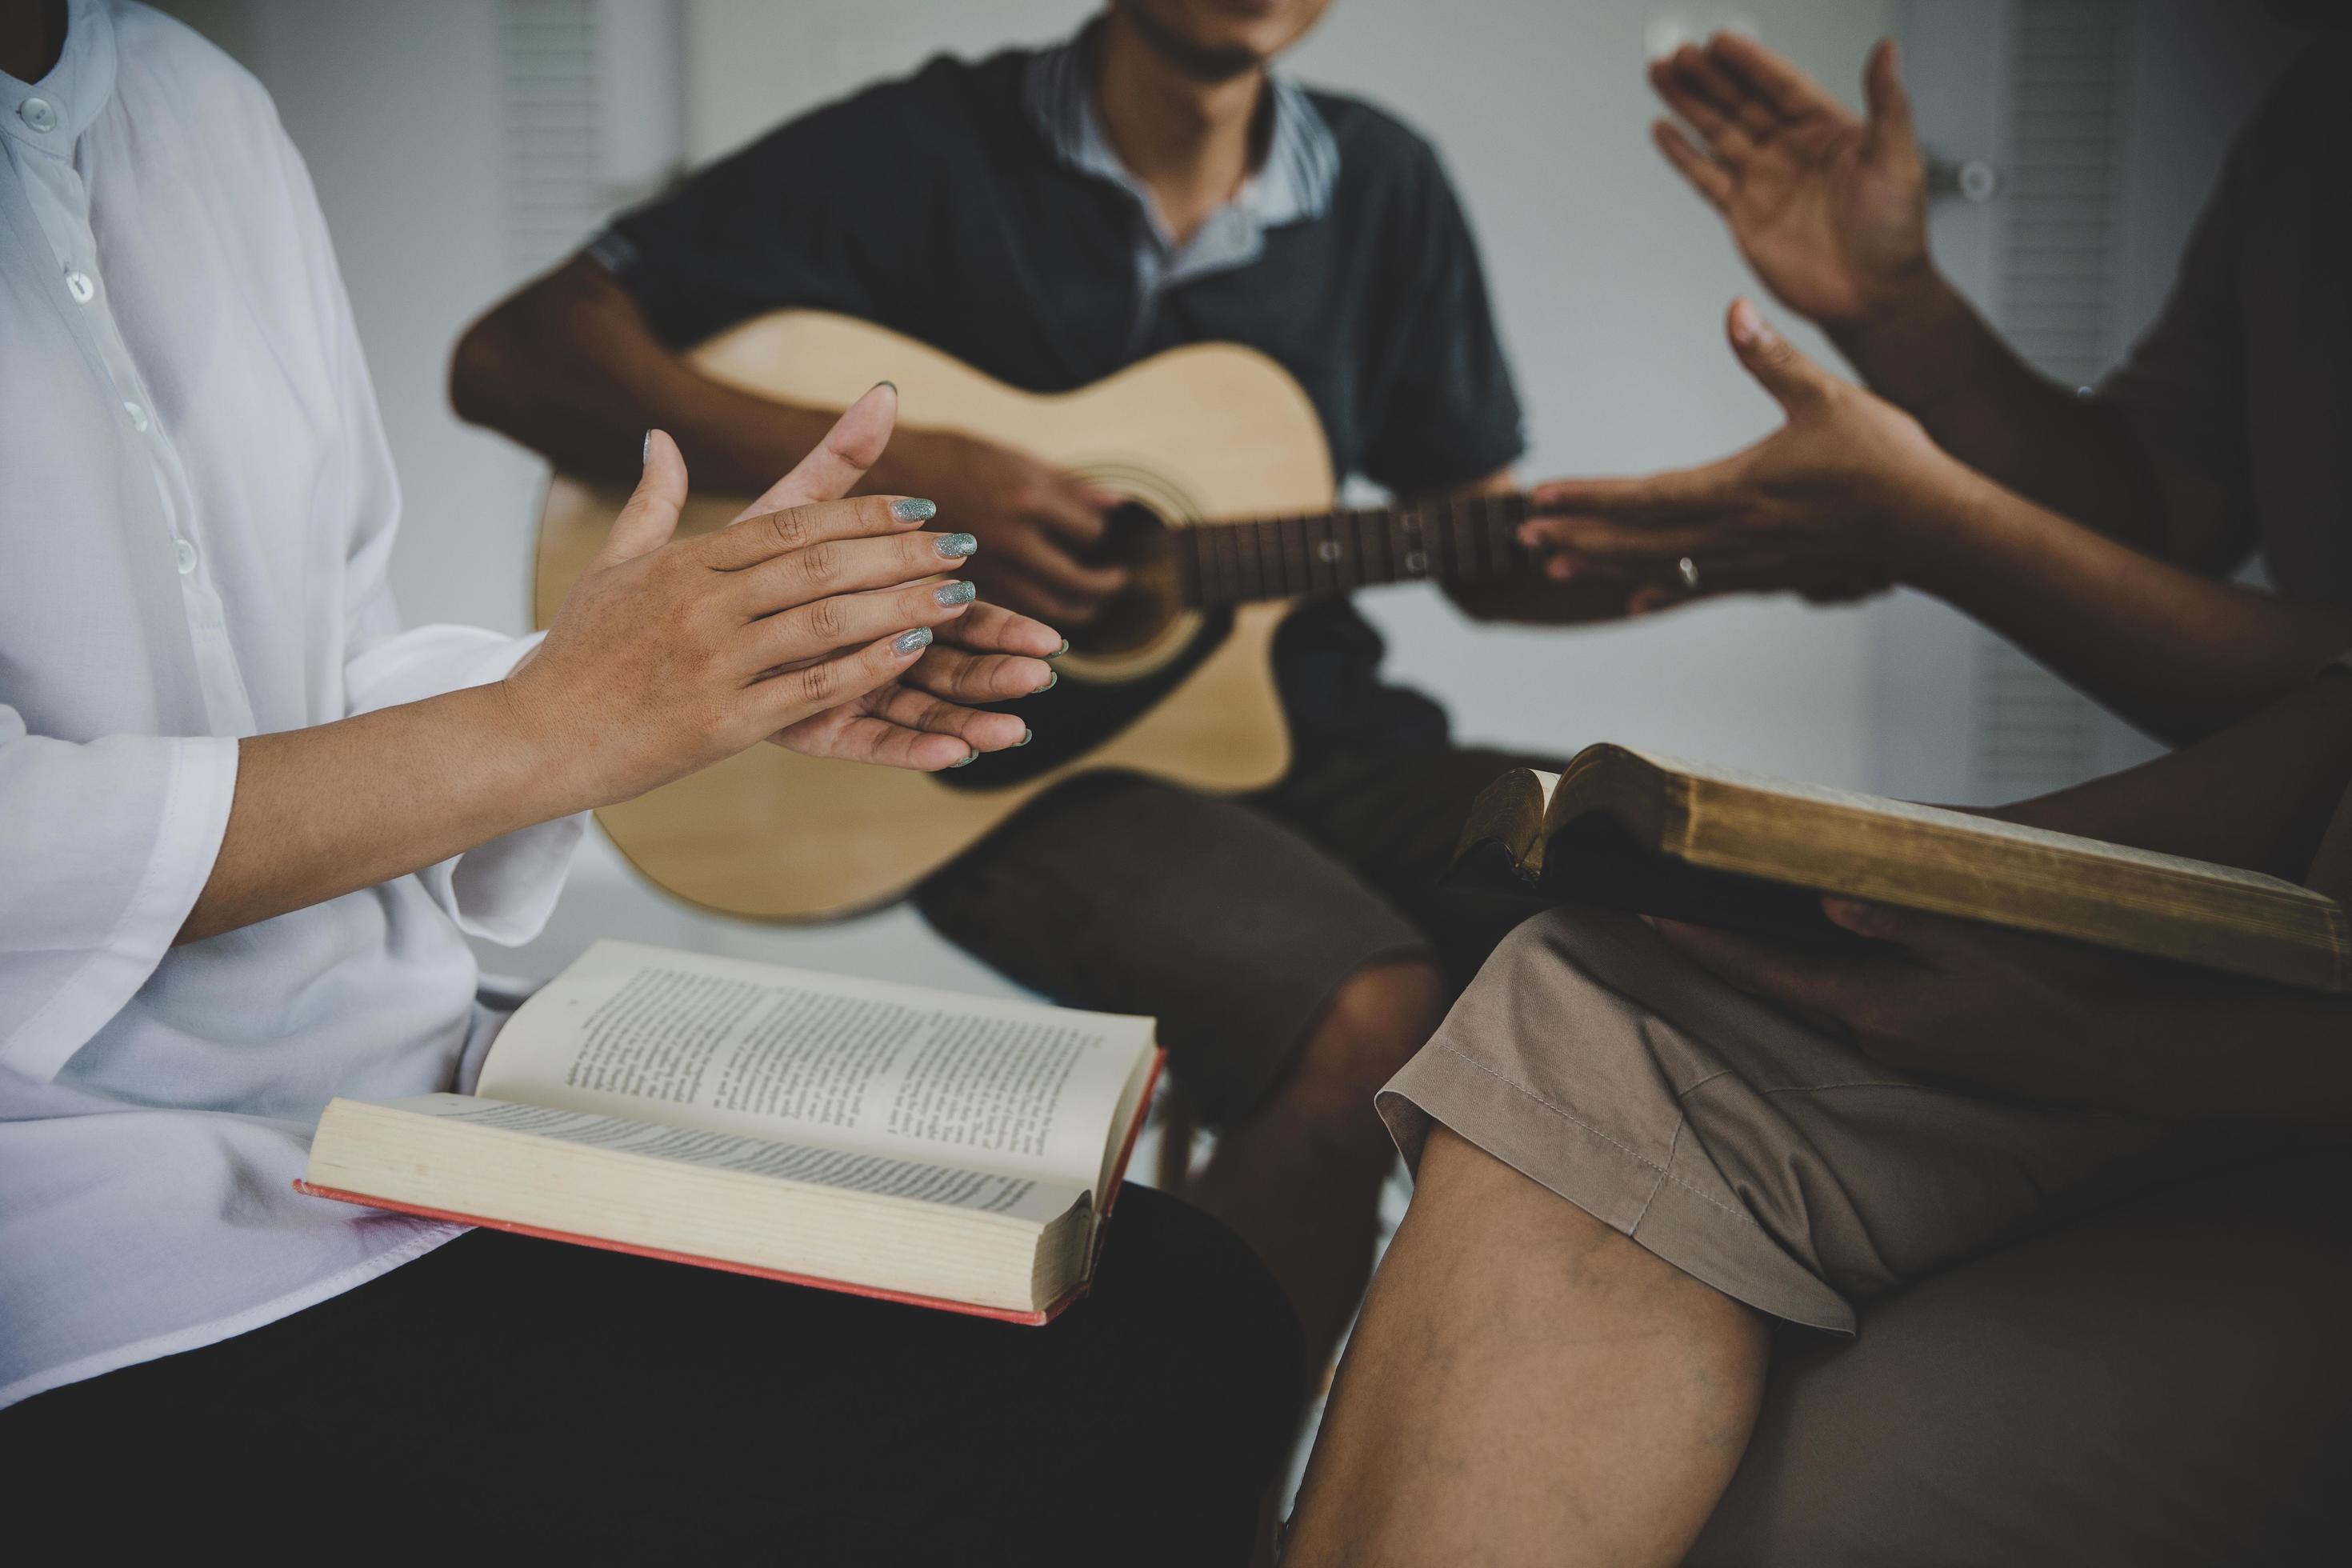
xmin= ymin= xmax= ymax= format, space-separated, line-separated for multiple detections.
xmin=1650 ymin=34 xmax=1929 ymax=327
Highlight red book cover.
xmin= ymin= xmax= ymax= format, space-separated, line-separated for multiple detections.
xmin=296 ymin=1049 xmax=1166 ymax=1327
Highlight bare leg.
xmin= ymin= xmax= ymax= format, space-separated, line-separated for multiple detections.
xmin=1186 ymin=959 xmax=1447 ymax=1363
xmin=1286 ymin=1124 xmax=1770 ymax=1567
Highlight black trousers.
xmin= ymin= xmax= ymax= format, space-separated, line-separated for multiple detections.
xmin=3 ymin=1185 xmax=1305 ymax=1563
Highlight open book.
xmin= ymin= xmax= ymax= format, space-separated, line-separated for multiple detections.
xmin=1453 ymin=745 xmax=2349 ymax=992
xmin=299 ymin=941 xmax=1163 ymax=1323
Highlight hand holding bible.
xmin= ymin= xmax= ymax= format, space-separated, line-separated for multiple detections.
xmin=506 ymin=385 xmax=1060 ymax=802
xmin=1650 ymin=33 xmax=1931 ymax=330
xmin=1650 ymin=898 xmax=2280 ymax=1116
xmin=1521 ymin=300 xmax=1961 ymax=612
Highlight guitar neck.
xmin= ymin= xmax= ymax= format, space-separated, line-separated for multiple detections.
xmin=1172 ymin=492 xmax=1534 ymax=606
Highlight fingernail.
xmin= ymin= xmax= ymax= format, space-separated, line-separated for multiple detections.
xmin=934 ymin=531 xmax=977 ymax=558
xmin=1014 ymin=727 xmax=1032 ymax=747
xmin=891 ymin=627 xmax=933 ymax=654
xmin=1047 ymin=638 xmax=1070 ymax=660
xmin=873 ymin=379 xmax=898 ymax=396
xmin=935 ymin=580 xmax=977 ymax=607
xmin=948 ymin=750 xmax=977 ymax=768
xmin=891 ymin=498 xmax=936 ymax=524
xmin=641 ymin=430 xmax=651 ymax=465
xmin=1033 ymin=670 xmax=1058 ymax=694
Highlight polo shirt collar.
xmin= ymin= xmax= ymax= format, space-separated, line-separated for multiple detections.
xmin=1 ymin=0 xmax=116 ymax=157
xmin=1022 ymin=18 xmax=1338 ymax=245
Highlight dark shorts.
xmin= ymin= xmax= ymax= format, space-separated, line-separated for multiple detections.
xmin=915 ymin=740 xmax=1563 ymax=1126
xmin=4 ymin=1185 xmax=1304 ymax=1563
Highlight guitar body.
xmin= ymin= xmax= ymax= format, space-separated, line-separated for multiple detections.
xmin=534 ymin=310 xmax=1332 ymax=922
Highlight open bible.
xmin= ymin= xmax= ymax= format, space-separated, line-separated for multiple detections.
xmin=1452 ymin=745 xmax=2349 ymax=993
xmin=299 ymin=941 xmax=1163 ymax=1323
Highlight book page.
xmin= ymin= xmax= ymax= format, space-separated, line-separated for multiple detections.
xmin=379 ymin=1094 xmax=1083 ymax=1224
xmin=478 ymin=942 xmax=1154 ymax=1187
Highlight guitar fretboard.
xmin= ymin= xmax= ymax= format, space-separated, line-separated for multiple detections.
xmin=1172 ymin=492 xmax=1533 ymax=606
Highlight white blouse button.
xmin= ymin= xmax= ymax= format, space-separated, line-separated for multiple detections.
xmin=65 ymin=270 xmax=94 ymax=304
xmin=174 ymin=538 xmax=198 ymax=576
xmin=18 ymin=96 xmax=58 ymax=132
xmin=124 ymin=400 xmax=150 ymax=431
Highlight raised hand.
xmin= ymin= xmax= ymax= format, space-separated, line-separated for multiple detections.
xmin=1650 ymin=34 xmax=1929 ymax=328
xmin=1521 ymin=299 xmax=1962 ymax=612
xmin=508 ymin=385 xmax=1058 ymax=801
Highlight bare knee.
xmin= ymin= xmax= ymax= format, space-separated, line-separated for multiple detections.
xmin=1313 ymin=958 xmax=1446 ymax=1089
xmin=1262 ymin=959 xmax=1446 ymax=1154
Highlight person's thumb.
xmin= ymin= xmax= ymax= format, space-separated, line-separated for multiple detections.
xmin=1726 ymin=298 xmax=1830 ymax=414
xmin=1861 ymin=37 xmax=1918 ymax=160
xmin=600 ymin=428 xmax=689 ymax=564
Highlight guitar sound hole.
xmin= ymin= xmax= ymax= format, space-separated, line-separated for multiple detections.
xmin=1069 ymin=502 xmax=1183 ymax=657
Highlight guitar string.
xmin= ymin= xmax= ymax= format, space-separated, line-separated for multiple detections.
xmin=1170 ymin=492 xmax=1534 ymax=606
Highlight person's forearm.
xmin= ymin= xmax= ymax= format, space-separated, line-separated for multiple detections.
xmin=1830 ymin=270 xmax=2172 ymax=553
xmin=1910 ymin=462 xmax=2352 ymax=746
xmin=1983 ymin=665 xmax=2352 ymax=878
xmin=454 ymin=257 xmax=976 ymax=505
xmin=453 ymin=257 xmax=855 ymax=493
xmin=178 ymin=682 xmax=574 ymax=943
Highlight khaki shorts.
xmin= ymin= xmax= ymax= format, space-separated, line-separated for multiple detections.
xmin=1378 ymin=907 xmax=2262 ymax=1333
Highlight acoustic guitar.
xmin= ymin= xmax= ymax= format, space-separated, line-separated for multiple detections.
xmin=533 ymin=310 xmax=1534 ymax=922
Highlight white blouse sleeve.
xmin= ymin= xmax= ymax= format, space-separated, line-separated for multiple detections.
xmin=0 ymin=710 xmax=238 ymax=1082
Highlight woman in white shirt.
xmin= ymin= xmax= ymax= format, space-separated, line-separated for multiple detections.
xmin=0 ymin=4 xmax=1301 ymax=1559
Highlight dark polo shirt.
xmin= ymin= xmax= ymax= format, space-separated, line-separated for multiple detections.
xmin=591 ymin=39 xmax=1526 ymax=756
xmin=2101 ymin=49 xmax=2352 ymax=604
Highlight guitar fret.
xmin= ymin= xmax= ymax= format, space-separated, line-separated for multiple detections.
xmin=1484 ymin=494 xmax=1510 ymax=575
xmin=1174 ymin=492 xmax=1536 ymax=608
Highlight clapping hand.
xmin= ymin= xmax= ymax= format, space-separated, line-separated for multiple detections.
xmin=510 ymin=385 xmax=1062 ymax=802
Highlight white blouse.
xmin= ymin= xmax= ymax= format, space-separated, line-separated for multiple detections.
xmin=0 ymin=0 xmax=584 ymax=1407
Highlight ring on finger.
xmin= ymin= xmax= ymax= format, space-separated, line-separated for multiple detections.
xmin=1677 ymin=555 xmax=1702 ymax=592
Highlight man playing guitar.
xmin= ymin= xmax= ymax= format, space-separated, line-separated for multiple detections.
xmin=454 ymin=0 xmax=1624 ymax=1362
